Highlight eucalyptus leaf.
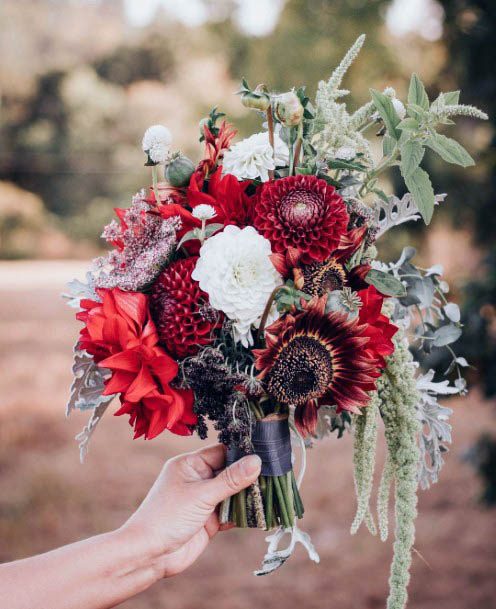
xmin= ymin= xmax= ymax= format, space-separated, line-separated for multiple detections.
xmin=432 ymin=324 xmax=462 ymax=347
xmin=365 ymin=269 xmax=406 ymax=297
xmin=402 ymin=166 xmax=435 ymax=224
xmin=444 ymin=303 xmax=461 ymax=323
xmin=425 ymin=133 xmax=474 ymax=167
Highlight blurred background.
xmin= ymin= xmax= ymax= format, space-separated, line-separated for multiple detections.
xmin=0 ymin=0 xmax=495 ymax=607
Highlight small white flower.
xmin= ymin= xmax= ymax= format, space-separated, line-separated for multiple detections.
xmin=334 ymin=145 xmax=356 ymax=160
xmin=191 ymin=225 xmax=281 ymax=347
xmin=222 ymin=132 xmax=289 ymax=182
xmin=142 ymin=125 xmax=172 ymax=164
xmin=391 ymin=98 xmax=406 ymax=119
xmin=192 ymin=204 xmax=217 ymax=221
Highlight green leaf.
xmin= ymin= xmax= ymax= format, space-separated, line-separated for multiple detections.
xmin=402 ymin=166 xmax=435 ymax=224
xmin=177 ymin=228 xmax=202 ymax=249
xmin=442 ymin=90 xmax=460 ymax=105
xmin=397 ymin=117 xmax=420 ymax=131
xmin=425 ymin=133 xmax=475 ymax=167
xmin=400 ymin=139 xmax=425 ymax=177
xmin=327 ymin=159 xmax=366 ymax=171
xmin=370 ymin=89 xmax=401 ymax=140
xmin=365 ymin=269 xmax=406 ymax=297
xmin=407 ymin=102 xmax=429 ymax=121
xmin=383 ymin=134 xmax=396 ymax=156
xmin=408 ymin=73 xmax=429 ymax=110
xmin=204 ymin=223 xmax=224 ymax=237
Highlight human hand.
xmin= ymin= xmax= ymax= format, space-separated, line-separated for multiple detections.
xmin=121 ymin=444 xmax=261 ymax=578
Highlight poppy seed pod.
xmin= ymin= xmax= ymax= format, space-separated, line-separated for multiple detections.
xmin=274 ymin=91 xmax=304 ymax=127
xmin=165 ymin=154 xmax=195 ymax=187
xmin=241 ymin=91 xmax=271 ymax=112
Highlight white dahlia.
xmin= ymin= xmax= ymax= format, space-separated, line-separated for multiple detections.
xmin=142 ymin=125 xmax=172 ymax=164
xmin=222 ymin=131 xmax=289 ymax=182
xmin=191 ymin=225 xmax=281 ymax=347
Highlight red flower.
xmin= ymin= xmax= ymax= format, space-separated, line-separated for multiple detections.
xmin=253 ymin=292 xmax=397 ymax=436
xmin=255 ymin=174 xmax=349 ymax=264
xmin=77 ymin=288 xmax=196 ymax=439
xmin=188 ymin=168 xmax=255 ymax=228
xmin=194 ymin=121 xmax=237 ymax=180
xmin=357 ymin=286 xmax=397 ymax=368
xmin=150 ymin=257 xmax=222 ymax=358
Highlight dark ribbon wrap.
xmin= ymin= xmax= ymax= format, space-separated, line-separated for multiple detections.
xmin=226 ymin=418 xmax=292 ymax=477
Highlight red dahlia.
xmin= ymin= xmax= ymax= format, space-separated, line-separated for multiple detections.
xmin=255 ymin=174 xmax=349 ymax=264
xmin=150 ymin=257 xmax=221 ymax=358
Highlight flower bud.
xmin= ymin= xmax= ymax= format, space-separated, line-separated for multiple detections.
xmin=391 ymin=98 xmax=406 ymax=119
xmin=274 ymin=91 xmax=304 ymax=127
xmin=241 ymin=91 xmax=271 ymax=112
xmin=165 ymin=154 xmax=195 ymax=187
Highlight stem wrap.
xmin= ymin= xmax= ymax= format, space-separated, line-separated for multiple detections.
xmin=226 ymin=418 xmax=292 ymax=477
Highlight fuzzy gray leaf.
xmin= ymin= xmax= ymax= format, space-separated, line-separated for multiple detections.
xmin=373 ymin=193 xmax=446 ymax=239
xmin=67 ymin=348 xmax=114 ymax=414
xmin=75 ymin=401 xmax=112 ymax=463
xmin=416 ymin=370 xmax=456 ymax=489
xmin=63 ymin=272 xmax=98 ymax=309
xmin=254 ymin=526 xmax=320 ymax=576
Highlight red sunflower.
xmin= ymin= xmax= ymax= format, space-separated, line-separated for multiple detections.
xmin=150 ymin=256 xmax=222 ymax=358
xmin=253 ymin=293 xmax=397 ymax=436
xmin=254 ymin=174 xmax=349 ymax=264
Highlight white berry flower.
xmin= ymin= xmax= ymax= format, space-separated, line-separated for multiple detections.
xmin=192 ymin=204 xmax=217 ymax=221
xmin=222 ymin=132 xmax=289 ymax=182
xmin=335 ymin=145 xmax=356 ymax=160
xmin=191 ymin=225 xmax=281 ymax=347
xmin=142 ymin=125 xmax=172 ymax=164
xmin=391 ymin=98 xmax=406 ymax=119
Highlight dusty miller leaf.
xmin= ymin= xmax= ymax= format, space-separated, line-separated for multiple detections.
xmin=63 ymin=272 xmax=98 ymax=309
xmin=254 ymin=526 xmax=320 ymax=576
xmin=75 ymin=401 xmax=112 ymax=463
xmin=373 ymin=192 xmax=446 ymax=239
xmin=67 ymin=347 xmax=114 ymax=414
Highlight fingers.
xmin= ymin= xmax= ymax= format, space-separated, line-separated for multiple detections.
xmin=193 ymin=444 xmax=227 ymax=472
xmin=203 ymin=454 xmax=261 ymax=507
xmin=172 ymin=444 xmax=226 ymax=483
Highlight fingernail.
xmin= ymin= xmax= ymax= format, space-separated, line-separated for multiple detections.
xmin=240 ymin=454 xmax=261 ymax=477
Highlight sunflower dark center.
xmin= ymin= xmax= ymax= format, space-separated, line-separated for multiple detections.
xmin=266 ymin=335 xmax=333 ymax=406
xmin=279 ymin=189 xmax=323 ymax=227
xmin=302 ymin=258 xmax=346 ymax=296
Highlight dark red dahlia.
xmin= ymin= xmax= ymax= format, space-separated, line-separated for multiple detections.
xmin=150 ymin=257 xmax=221 ymax=358
xmin=255 ymin=174 xmax=349 ymax=264
xmin=253 ymin=294 xmax=397 ymax=436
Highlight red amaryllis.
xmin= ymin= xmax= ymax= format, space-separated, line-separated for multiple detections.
xmin=188 ymin=168 xmax=255 ymax=228
xmin=77 ymin=288 xmax=196 ymax=439
xmin=254 ymin=174 xmax=349 ymax=264
xmin=357 ymin=286 xmax=397 ymax=368
xmin=253 ymin=295 xmax=396 ymax=436
xmin=150 ymin=256 xmax=222 ymax=358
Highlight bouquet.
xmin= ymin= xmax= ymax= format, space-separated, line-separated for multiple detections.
xmin=66 ymin=35 xmax=487 ymax=608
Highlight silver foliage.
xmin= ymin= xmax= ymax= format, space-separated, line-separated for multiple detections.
xmin=67 ymin=347 xmax=114 ymax=414
xmin=254 ymin=526 xmax=320 ymax=576
xmin=75 ymin=401 xmax=112 ymax=463
xmin=63 ymin=271 xmax=98 ymax=309
xmin=415 ymin=370 xmax=458 ymax=490
xmin=374 ymin=193 xmax=446 ymax=239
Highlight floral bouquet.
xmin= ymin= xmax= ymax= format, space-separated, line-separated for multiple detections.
xmin=66 ymin=35 xmax=487 ymax=607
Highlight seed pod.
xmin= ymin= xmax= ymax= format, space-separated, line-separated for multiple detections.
xmin=274 ymin=91 xmax=304 ymax=127
xmin=241 ymin=92 xmax=271 ymax=112
xmin=165 ymin=154 xmax=195 ymax=187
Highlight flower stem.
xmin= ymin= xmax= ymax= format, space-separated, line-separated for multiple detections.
xmin=266 ymin=105 xmax=275 ymax=181
xmin=257 ymin=284 xmax=285 ymax=342
xmin=151 ymin=165 xmax=162 ymax=204
xmin=273 ymin=475 xmax=291 ymax=528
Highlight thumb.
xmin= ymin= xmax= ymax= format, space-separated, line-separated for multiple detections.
xmin=204 ymin=454 xmax=262 ymax=506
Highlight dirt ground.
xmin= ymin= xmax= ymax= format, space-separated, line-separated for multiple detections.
xmin=0 ymin=261 xmax=495 ymax=609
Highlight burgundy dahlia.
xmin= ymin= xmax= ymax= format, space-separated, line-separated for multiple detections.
xmin=254 ymin=174 xmax=349 ymax=264
xmin=150 ymin=257 xmax=222 ymax=358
